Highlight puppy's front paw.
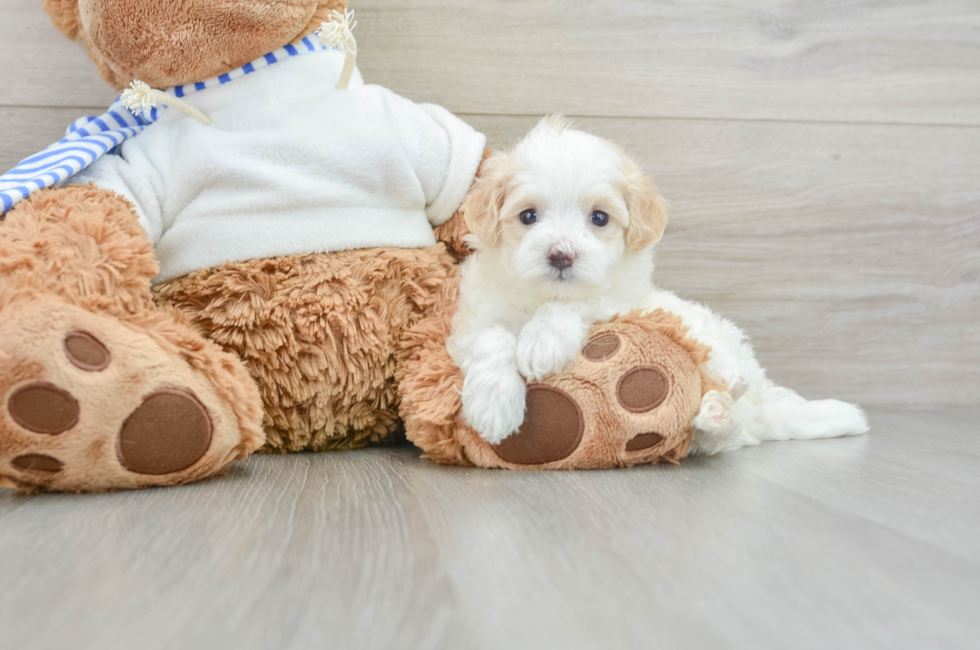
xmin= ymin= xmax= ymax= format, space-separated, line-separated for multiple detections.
xmin=516 ymin=318 xmax=582 ymax=381
xmin=462 ymin=368 xmax=527 ymax=445
xmin=693 ymin=390 xmax=741 ymax=436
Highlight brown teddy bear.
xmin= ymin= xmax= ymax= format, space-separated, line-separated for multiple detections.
xmin=0 ymin=0 xmax=711 ymax=492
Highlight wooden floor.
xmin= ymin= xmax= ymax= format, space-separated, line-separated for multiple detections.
xmin=0 ymin=406 xmax=976 ymax=650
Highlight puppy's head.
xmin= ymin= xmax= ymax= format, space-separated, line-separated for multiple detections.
xmin=462 ymin=116 xmax=667 ymax=296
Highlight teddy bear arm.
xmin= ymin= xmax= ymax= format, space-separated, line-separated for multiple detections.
xmin=377 ymin=92 xmax=486 ymax=231
xmin=70 ymin=142 xmax=169 ymax=245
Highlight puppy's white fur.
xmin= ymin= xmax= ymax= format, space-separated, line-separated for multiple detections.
xmin=449 ymin=116 xmax=869 ymax=451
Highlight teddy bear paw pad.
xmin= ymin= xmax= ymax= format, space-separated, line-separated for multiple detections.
xmin=0 ymin=299 xmax=257 ymax=492
xmin=624 ymin=431 xmax=665 ymax=451
xmin=492 ymin=385 xmax=584 ymax=465
xmin=582 ymin=333 xmax=621 ymax=362
xmin=11 ymin=454 xmax=65 ymax=473
xmin=64 ymin=331 xmax=111 ymax=371
xmin=616 ymin=366 xmax=669 ymax=413
xmin=8 ymin=382 xmax=80 ymax=434
xmin=118 ymin=389 xmax=212 ymax=475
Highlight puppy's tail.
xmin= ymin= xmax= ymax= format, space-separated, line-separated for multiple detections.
xmin=744 ymin=382 xmax=869 ymax=442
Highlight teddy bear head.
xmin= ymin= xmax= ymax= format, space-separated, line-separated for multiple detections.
xmin=41 ymin=0 xmax=347 ymax=91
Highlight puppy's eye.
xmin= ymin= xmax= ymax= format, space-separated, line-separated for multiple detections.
xmin=519 ymin=209 xmax=538 ymax=225
xmin=590 ymin=210 xmax=609 ymax=227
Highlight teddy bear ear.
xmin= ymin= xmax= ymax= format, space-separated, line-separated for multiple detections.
xmin=41 ymin=0 xmax=83 ymax=40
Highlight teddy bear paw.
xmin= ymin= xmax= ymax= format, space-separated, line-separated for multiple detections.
xmin=481 ymin=323 xmax=704 ymax=469
xmin=0 ymin=298 xmax=263 ymax=492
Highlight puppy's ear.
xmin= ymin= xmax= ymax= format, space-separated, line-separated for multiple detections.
xmin=461 ymin=151 xmax=512 ymax=246
xmin=622 ymin=156 xmax=668 ymax=251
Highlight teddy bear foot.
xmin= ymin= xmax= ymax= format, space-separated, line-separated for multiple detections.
xmin=0 ymin=298 xmax=265 ymax=493
xmin=484 ymin=322 xmax=704 ymax=469
xmin=400 ymin=300 xmax=713 ymax=470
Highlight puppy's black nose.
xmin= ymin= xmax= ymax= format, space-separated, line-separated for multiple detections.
xmin=548 ymin=250 xmax=575 ymax=270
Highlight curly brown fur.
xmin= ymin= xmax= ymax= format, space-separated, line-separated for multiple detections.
xmin=0 ymin=184 xmax=158 ymax=317
xmin=156 ymin=244 xmax=459 ymax=453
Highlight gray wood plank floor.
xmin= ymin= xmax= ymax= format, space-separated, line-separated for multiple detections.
xmin=1 ymin=407 xmax=976 ymax=650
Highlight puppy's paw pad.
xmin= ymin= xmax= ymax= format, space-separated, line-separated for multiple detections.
xmin=492 ymin=385 xmax=584 ymax=465
xmin=118 ymin=388 xmax=213 ymax=475
xmin=694 ymin=390 xmax=740 ymax=434
xmin=7 ymin=382 xmax=80 ymax=435
xmin=617 ymin=366 xmax=669 ymax=413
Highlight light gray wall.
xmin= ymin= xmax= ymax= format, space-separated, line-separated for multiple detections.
xmin=3 ymin=0 xmax=978 ymax=405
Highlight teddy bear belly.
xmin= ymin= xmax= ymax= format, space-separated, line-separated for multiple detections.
xmin=152 ymin=206 xmax=439 ymax=284
xmin=154 ymin=244 xmax=459 ymax=452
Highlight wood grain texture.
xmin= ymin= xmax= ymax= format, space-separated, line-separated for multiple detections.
xmin=3 ymin=0 xmax=980 ymax=125
xmin=0 ymin=408 xmax=977 ymax=650
xmin=351 ymin=0 xmax=980 ymax=125
xmin=4 ymin=106 xmax=976 ymax=405
xmin=468 ymin=115 xmax=980 ymax=406
xmin=0 ymin=106 xmax=106 ymax=170
xmin=0 ymin=0 xmax=118 ymax=108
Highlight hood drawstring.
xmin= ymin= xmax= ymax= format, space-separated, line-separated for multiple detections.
xmin=120 ymin=10 xmax=359 ymax=125
xmin=316 ymin=8 xmax=358 ymax=89
xmin=121 ymin=81 xmax=212 ymax=125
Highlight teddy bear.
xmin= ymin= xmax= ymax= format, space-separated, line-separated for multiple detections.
xmin=0 ymin=0 xmax=492 ymax=492
xmin=0 ymin=0 xmax=713 ymax=492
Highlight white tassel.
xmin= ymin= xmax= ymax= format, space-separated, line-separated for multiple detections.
xmin=121 ymin=80 xmax=212 ymax=125
xmin=316 ymin=9 xmax=358 ymax=90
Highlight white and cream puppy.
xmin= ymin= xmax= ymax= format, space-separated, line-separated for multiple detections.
xmin=448 ymin=116 xmax=868 ymax=453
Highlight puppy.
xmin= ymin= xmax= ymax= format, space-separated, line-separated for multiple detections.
xmin=449 ymin=116 xmax=868 ymax=453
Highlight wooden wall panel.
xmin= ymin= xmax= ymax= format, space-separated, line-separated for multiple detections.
xmin=3 ymin=0 xmax=980 ymax=125
xmin=468 ymin=115 xmax=980 ymax=405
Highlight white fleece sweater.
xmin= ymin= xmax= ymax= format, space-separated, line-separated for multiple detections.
xmin=71 ymin=49 xmax=486 ymax=283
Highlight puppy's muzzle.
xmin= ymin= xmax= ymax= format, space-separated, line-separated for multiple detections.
xmin=547 ymin=247 xmax=575 ymax=270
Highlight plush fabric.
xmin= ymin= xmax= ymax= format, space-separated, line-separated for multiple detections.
xmin=4 ymin=0 xmax=705 ymax=493
xmin=69 ymin=49 xmax=485 ymax=283
xmin=0 ymin=186 xmax=265 ymax=492
xmin=396 ymin=274 xmax=719 ymax=470
xmin=1 ymin=37 xmax=333 ymax=214
xmin=155 ymin=245 xmax=460 ymax=453
xmin=41 ymin=0 xmax=347 ymax=91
